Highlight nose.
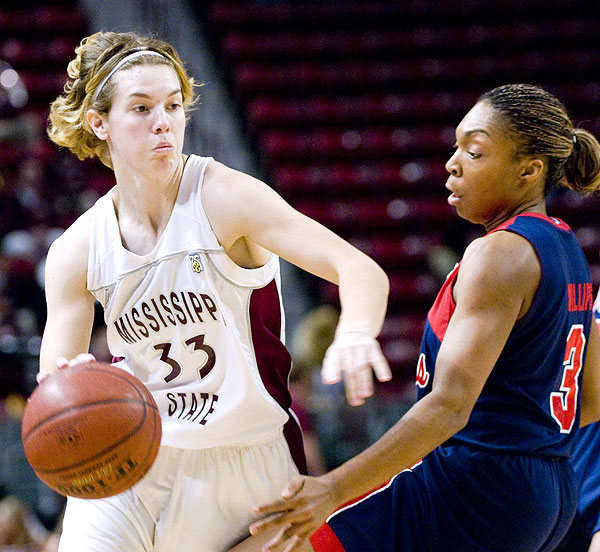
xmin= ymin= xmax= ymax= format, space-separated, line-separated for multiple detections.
xmin=152 ymin=107 xmax=171 ymax=134
xmin=445 ymin=150 xmax=461 ymax=176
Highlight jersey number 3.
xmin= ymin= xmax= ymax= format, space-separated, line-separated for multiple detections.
xmin=155 ymin=334 xmax=216 ymax=383
xmin=550 ymin=324 xmax=585 ymax=434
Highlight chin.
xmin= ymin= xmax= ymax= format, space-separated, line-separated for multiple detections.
xmin=151 ymin=153 xmax=178 ymax=167
xmin=453 ymin=206 xmax=469 ymax=221
xmin=455 ymin=208 xmax=481 ymax=226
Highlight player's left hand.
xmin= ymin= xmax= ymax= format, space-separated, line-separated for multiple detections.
xmin=250 ymin=474 xmax=339 ymax=552
xmin=36 ymin=353 xmax=97 ymax=384
xmin=321 ymin=331 xmax=391 ymax=406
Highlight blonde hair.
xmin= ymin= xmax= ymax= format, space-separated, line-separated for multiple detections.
xmin=47 ymin=31 xmax=198 ymax=168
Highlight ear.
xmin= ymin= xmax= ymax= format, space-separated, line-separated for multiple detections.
xmin=519 ymin=158 xmax=544 ymax=186
xmin=86 ymin=109 xmax=109 ymax=141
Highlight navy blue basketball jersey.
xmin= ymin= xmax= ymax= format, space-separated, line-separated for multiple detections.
xmin=417 ymin=213 xmax=593 ymax=457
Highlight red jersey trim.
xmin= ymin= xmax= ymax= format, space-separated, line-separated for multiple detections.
xmin=310 ymin=524 xmax=346 ymax=551
xmin=428 ymin=263 xmax=459 ymax=341
xmin=310 ymin=465 xmax=423 ymax=550
xmin=490 ymin=212 xmax=571 ymax=234
xmin=428 ymin=213 xmax=571 ymax=341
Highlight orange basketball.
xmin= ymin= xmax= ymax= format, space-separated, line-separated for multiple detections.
xmin=21 ymin=361 xmax=161 ymax=499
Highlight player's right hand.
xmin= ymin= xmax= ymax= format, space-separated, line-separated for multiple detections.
xmin=36 ymin=353 xmax=96 ymax=384
xmin=250 ymin=473 xmax=339 ymax=551
xmin=321 ymin=331 xmax=391 ymax=406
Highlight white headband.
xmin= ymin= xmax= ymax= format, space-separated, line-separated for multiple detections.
xmin=92 ymin=50 xmax=168 ymax=103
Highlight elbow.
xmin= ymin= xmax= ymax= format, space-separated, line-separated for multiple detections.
xmin=380 ymin=264 xmax=390 ymax=295
xmin=428 ymin=390 xmax=474 ymax=438
xmin=369 ymin=257 xmax=390 ymax=297
xmin=346 ymin=252 xmax=389 ymax=299
xmin=442 ymin=388 xmax=476 ymax=433
xmin=446 ymin=402 xmax=471 ymax=435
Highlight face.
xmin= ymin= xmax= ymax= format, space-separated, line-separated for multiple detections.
xmin=90 ymin=64 xmax=186 ymax=180
xmin=445 ymin=100 xmax=538 ymax=229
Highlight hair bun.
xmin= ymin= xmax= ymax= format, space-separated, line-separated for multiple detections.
xmin=564 ymin=128 xmax=600 ymax=194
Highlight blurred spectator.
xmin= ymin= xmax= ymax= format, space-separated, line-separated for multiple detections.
xmin=0 ymin=394 xmax=65 ymax=532
xmin=288 ymin=305 xmax=336 ymax=475
xmin=289 ymin=304 xmax=413 ymax=472
xmin=0 ymin=57 xmax=105 ymax=355
xmin=0 ymin=495 xmax=48 ymax=550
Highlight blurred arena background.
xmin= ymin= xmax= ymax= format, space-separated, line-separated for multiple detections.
xmin=0 ymin=0 xmax=599 ymax=542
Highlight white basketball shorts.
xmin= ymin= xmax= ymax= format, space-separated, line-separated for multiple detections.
xmin=58 ymin=430 xmax=299 ymax=552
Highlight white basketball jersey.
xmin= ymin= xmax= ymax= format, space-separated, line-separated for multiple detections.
xmin=86 ymin=156 xmax=298 ymax=453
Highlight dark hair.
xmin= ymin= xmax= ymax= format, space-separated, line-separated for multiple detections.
xmin=480 ymin=84 xmax=600 ymax=194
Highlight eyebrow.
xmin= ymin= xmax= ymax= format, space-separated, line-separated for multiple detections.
xmin=462 ymin=128 xmax=491 ymax=138
xmin=127 ymin=89 xmax=182 ymax=99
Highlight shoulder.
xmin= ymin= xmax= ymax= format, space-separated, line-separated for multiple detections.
xmin=201 ymin=159 xmax=287 ymax=231
xmin=203 ymin=159 xmax=266 ymax=203
xmin=46 ymin=208 xmax=93 ymax=278
xmin=463 ymin=230 xmax=539 ymax=274
xmin=458 ymin=230 xmax=540 ymax=299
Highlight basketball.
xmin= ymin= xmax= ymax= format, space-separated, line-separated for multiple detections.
xmin=21 ymin=361 xmax=161 ymax=499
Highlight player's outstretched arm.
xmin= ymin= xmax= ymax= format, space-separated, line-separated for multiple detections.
xmin=202 ymin=161 xmax=391 ymax=406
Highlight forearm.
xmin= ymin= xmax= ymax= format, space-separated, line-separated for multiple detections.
xmin=324 ymin=391 xmax=469 ymax=505
xmin=335 ymin=256 xmax=389 ymax=337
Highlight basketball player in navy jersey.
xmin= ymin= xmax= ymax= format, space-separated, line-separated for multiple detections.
xmin=245 ymin=84 xmax=600 ymax=552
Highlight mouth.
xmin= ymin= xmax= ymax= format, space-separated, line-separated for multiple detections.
xmin=445 ymin=182 xmax=460 ymax=206
xmin=153 ymin=142 xmax=173 ymax=152
xmin=447 ymin=191 xmax=460 ymax=206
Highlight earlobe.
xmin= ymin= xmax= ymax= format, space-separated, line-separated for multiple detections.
xmin=86 ymin=109 xmax=108 ymax=141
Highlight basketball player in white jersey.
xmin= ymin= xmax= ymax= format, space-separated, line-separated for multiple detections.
xmin=38 ymin=31 xmax=391 ymax=552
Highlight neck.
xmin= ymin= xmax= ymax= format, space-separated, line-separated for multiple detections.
xmin=483 ymin=199 xmax=547 ymax=233
xmin=112 ymin=155 xmax=185 ymax=230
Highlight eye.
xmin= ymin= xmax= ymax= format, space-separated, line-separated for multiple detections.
xmin=133 ymin=105 xmax=149 ymax=113
xmin=167 ymin=102 xmax=182 ymax=111
xmin=468 ymin=151 xmax=481 ymax=159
